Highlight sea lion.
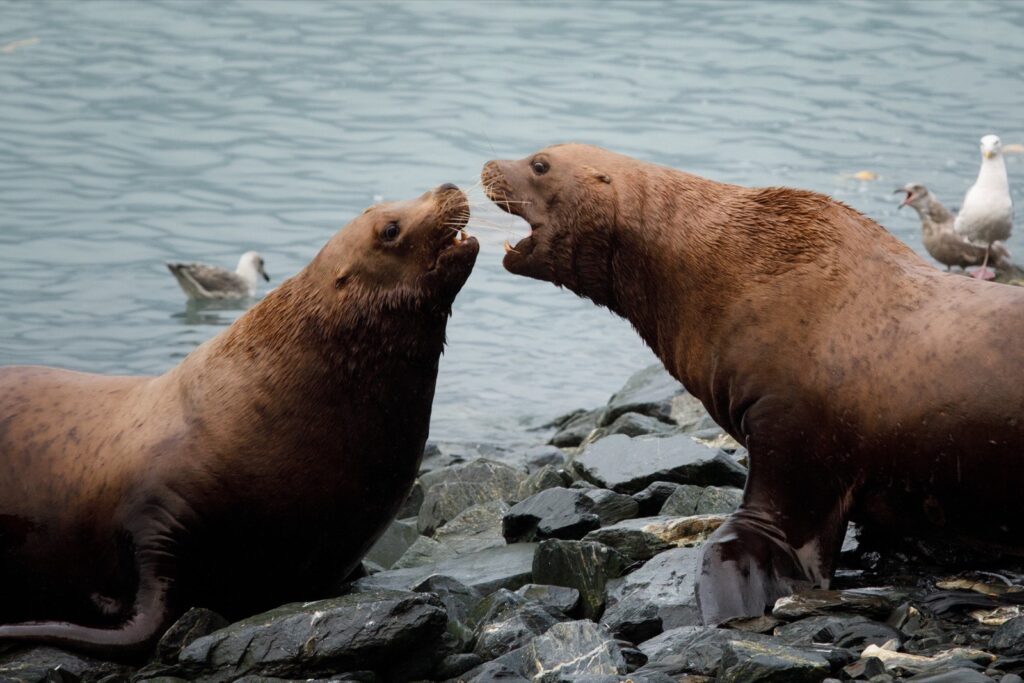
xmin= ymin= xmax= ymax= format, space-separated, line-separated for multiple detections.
xmin=0 ymin=184 xmax=478 ymax=656
xmin=482 ymin=143 xmax=1024 ymax=625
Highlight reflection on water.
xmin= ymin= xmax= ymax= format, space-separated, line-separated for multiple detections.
xmin=0 ymin=1 xmax=1022 ymax=444
xmin=172 ymin=297 xmax=255 ymax=327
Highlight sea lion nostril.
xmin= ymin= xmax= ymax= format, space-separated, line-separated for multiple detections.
xmin=438 ymin=183 xmax=459 ymax=193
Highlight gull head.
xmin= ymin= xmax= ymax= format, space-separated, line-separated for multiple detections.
xmin=238 ymin=251 xmax=270 ymax=283
xmin=981 ymin=134 xmax=1002 ymax=160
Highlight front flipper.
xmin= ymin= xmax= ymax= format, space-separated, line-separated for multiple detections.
xmin=0 ymin=559 xmax=172 ymax=658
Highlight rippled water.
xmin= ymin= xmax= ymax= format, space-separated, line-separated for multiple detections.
xmin=1 ymin=1 xmax=1022 ymax=444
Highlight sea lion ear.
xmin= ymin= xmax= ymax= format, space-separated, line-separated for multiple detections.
xmin=583 ymin=166 xmax=612 ymax=184
xmin=334 ymin=273 xmax=350 ymax=290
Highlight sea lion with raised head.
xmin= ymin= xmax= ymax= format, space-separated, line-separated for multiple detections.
xmin=0 ymin=184 xmax=478 ymax=656
xmin=482 ymin=143 xmax=1024 ymax=625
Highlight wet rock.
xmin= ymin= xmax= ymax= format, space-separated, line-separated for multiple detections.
xmin=433 ymin=500 xmax=510 ymax=556
xmin=573 ymin=434 xmax=747 ymax=494
xmin=151 ymin=607 xmax=230 ymax=666
xmin=843 ymin=655 xmax=887 ymax=679
xmin=413 ymin=575 xmax=482 ymax=650
xmin=0 ymin=645 xmax=134 ymax=683
xmin=584 ymin=515 xmax=725 ymax=564
xmin=637 ymin=626 xmax=771 ymax=677
xmin=773 ymin=588 xmax=906 ymax=621
xmin=472 ymin=599 xmax=561 ymax=661
xmin=587 ymin=412 xmax=677 ymax=444
xmin=775 ymin=615 xmax=900 ymax=652
xmin=631 ymin=481 xmax=681 ymax=517
xmin=175 ymin=590 xmax=447 ymax=682
xmin=523 ymin=445 xmax=567 ymax=471
xmin=460 ymin=660 xmax=532 ymax=682
xmin=396 ymin=481 xmax=424 ymax=519
xmin=521 ymin=621 xmax=629 ymax=681
xmin=583 ymin=488 xmax=640 ymax=525
xmin=721 ymin=614 xmax=785 ymax=634
xmin=515 ymin=584 xmax=581 ymax=616
xmin=906 ymin=670 xmax=996 ymax=682
xmin=718 ymin=639 xmax=831 ymax=683
xmin=991 ymin=615 xmax=1024 ymax=655
xmin=502 ymin=488 xmax=601 ymax=542
xmin=601 ymin=364 xmax=685 ymax=426
xmin=421 ymin=442 xmax=521 ymax=473
xmin=532 ymin=540 xmax=627 ymax=620
xmin=516 ymin=465 xmax=573 ymax=499
xmin=859 ymin=642 xmax=994 ymax=676
xmin=365 ymin=517 xmax=420 ymax=570
xmin=418 ymin=459 xmax=526 ymax=535
xmin=549 ymin=409 xmax=602 ymax=448
xmin=601 ymin=547 xmax=702 ymax=642
xmin=352 ymin=542 xmax=538 ymax=595
xmin=434 ymin=652 xmax=484 ymax=680
xmin=659 ymin=484 xmax=742 ymax=516
xmin=393 ymin=535 xmax=450 ymax=569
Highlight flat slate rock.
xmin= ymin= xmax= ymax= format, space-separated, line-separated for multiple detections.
xmin=352 ymin=542 xmax=538 ymax=596
xmin=418 ymin=459 xmax=526 ymax=535
xmin=432 ymin=500 xmax=510 ymax=556
xmin=0 ymin=645 xmax=134 ymax=683
xmin=600 ymin=547 xmax=702 ymax=642
xmin=600 ymin=364 xmax=685 ymax=426
xmin=515 ymin=584 xmax=582 ymax=616
xmin=631 ymin=481 xmax=681 ymax=517
xmin=718 ymin=638 xmax=831 ymax=683
xmin=175 ymin=590 xmax=447 ymax=682
xmin=991 ymin=615 xmax=1024 ymax=655
xmin=659 ymin=484 xmax=743 ymax=516
xmin=573 ymin=434 xmax=747 ymax=494
xmin=503 ymin=487 xmax=601 ymax=542
xmin=532 ymin=540 xmax=627 ymax=620
xmin=637 ymin=626 xmax=771 ymax=677
xmin=583 ymin=488 xmax=640 ymax=525
xmin=549 ymin=408 xmax=602 ymax=448
xmin=772 ymin=587 xmax=907 ymax=621
xmin=584 ymin=515 xmax=726 ymax=564
xmin=587 ymin=411 xmax=678 ymax=444
xmin=364 ymin=517 xmax=420 ymax=570
xmin=472 ymin=599 xmax=561 ymax=661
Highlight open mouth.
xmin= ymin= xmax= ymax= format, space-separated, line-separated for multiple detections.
xmin=482 ymin=182 xmax=537 ymax=257
xmin=430 ymin=201 xmax=479 ymax=272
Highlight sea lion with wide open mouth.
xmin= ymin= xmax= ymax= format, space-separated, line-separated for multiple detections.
xmin=0 ymin=183 xmax=478 ymax=657
xmin=483 ymin=143 xmax=1024 ymax=625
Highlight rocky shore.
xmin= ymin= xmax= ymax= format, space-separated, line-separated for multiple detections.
xmin=4 ymin=365 xmax=1024 ymax=682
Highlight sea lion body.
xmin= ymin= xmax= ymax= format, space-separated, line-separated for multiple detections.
xmin=483 ymin=144 xmax=1024 ymax=625
xmin=0 ymin=185 xmax=479 ymax=655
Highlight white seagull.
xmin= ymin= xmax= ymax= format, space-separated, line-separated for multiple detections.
xmin=167 ymin=251 xmax=269 ymax=300
xmin=954 ymin=134 xmax=1014 ymax=279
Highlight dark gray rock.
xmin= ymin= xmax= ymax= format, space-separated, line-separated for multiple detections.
xmin=153 ymin=607 xmax=230 ymax=665
xmin=503 ymin=488 xmax=601 ymax=543
xmin=396 ymin=481 xmax=424 ymax=520
xmin=432 ymin=500 xmax=510 ymax=556
xmin=515 ymin=584 xmax=581 ymax=616
xmin=906 ymin=670 xmax=996 ymax=682
xmin=0 ymin=645 xmax=134 ymax=683
xmin=175 ymin=590 xmax=447 ymax=682
xmin=418 ymin=459 xmax=526 ymax=535
xmin=470 ymin=621 xmax=627 ymax=682
xmin=772 ymin=587 xmax=906 ymax=621
xmin=583 ymin=488 xmax=640 ymax=525
xmin=587 ymin=412 xmax=677 ymax=443
xmin=582 ymin=520 xmax=673 ymax=565
xmin=413 ymin=575 xmax=482 ymax=651
xmin=364 ymin=518 xmax=421 ymax=570
xmin=631 ymin=481 xmax=681 ymax=517
xmin=392 ymin=535 xmax=450 ymax=569
xmin=659 ymin=484 xmax=742 ymax=516
xmin=523 ymin=445 xmax=567 ymax=471
xmin=532 ymin=540 xmax=627 ymax=620
xmin=991 ymin=616 xmax=1024 ymax=655
xmin=637 ymin=626 xmax=771 ymax=677
xmin=600 ymin=364 xmax=685 ymax=426
xmin=352 ymin=542 xmax=538 ymax=596
xmin=549 ymin=409 xmax=602 ymax=448
xmin=843 ymin=655 xmax=887 ymax=680
xmin=421 ymin=443 xmax=521 ymax=473
xmin=573 ymin=434 xmax=747 ymax=494
xmin=434 ymin=652 xmax=484 ymax=680
xmin=516 ymin=465 xmax=573 ymax=499
xmin=718 ymin=639 xmax=831 ymax=683
xmin=775 ymin=614 xmax=899 ymax=652
xmin=600 ymin=547 xmax=702 ymax=642
xmin=472 ymin=600 xmax=560 ymax=662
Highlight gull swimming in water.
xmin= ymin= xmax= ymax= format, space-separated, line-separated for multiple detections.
xmin=896 ymin=182 xmax=1011 ymax=273
xmin=954 ymin=135 xmax=1014 ymax=279
xmin=167 ymin=251 xmax=269 ymax=300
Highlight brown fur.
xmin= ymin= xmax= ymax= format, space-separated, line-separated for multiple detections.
xmin=0 ymin=185 xmax=478 ymax=657
xmin=484 ymin=143 xmax=1024 ymax=624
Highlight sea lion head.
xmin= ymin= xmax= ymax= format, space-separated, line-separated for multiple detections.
xmin=482 ymin=143 xmax=625 ymax=305
xmin=318 ymin=183 xmax=479 ymax=313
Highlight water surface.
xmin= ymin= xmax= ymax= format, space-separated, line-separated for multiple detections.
xmin=1 ymin=1 xmax=1022 ymax=444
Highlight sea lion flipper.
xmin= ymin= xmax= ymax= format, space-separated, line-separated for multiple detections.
xmin=0 ymin=567 xmax=170 ymax=656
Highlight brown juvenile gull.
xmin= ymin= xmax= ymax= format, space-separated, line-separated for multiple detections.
xmin=167 ymin=251 xmax=269 ymax=300
xmin=897 ymin=182 xmax=1011 ymax=272
xmin=955 ymin=134 xmax=1014 ymax=279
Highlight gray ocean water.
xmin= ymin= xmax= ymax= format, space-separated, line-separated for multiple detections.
xmin=1 ymin=1 xmax=1022 ymax=445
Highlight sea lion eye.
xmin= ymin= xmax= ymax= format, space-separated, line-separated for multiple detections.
xmin=531 ymin=159 xmax=549 ymax=175
xmin=382 ymin=222 xmax=400 ymax=241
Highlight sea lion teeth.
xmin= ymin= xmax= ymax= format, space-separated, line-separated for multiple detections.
xmin=503 ymin=239 xmax=515 ymax=253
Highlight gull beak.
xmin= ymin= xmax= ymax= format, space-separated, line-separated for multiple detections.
xmin=984 ymin=150 xmax=996 ymax=160
xmin=893 ymin=188 xmax=911 ymax=209
xmin=262 ymin=269 xmax=270 ymax=282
